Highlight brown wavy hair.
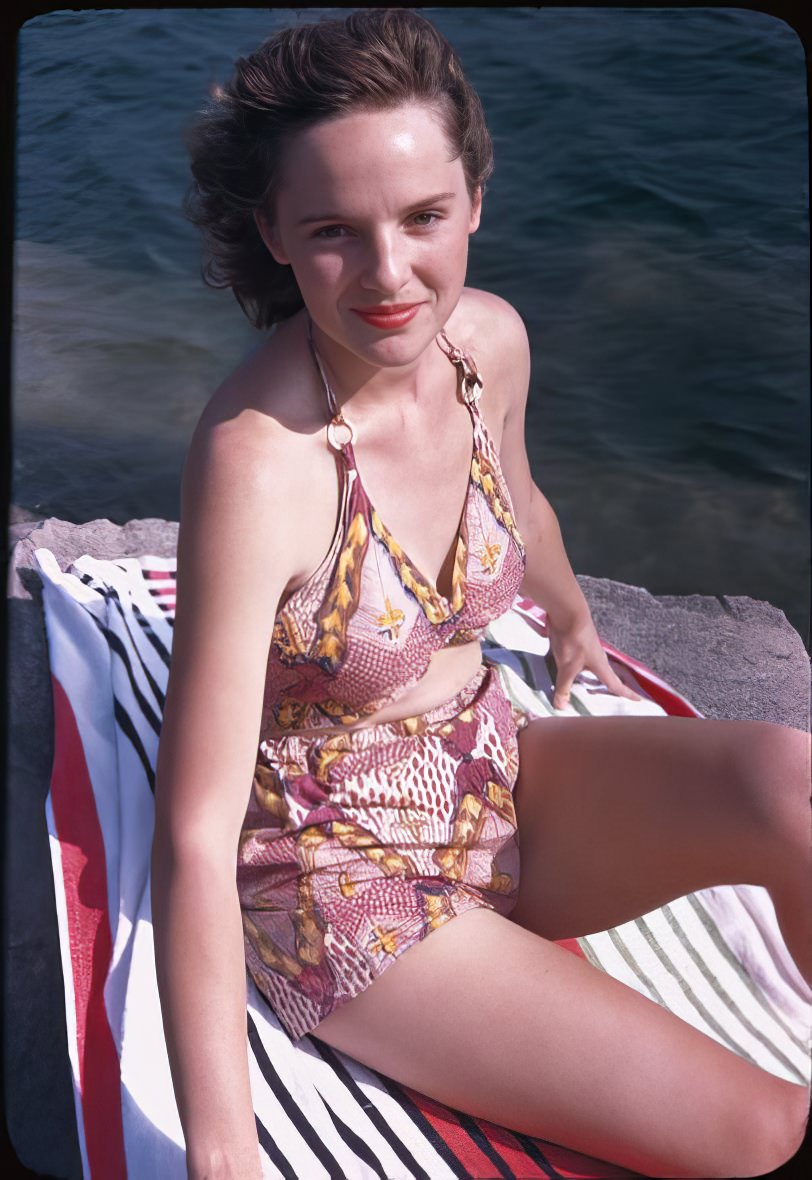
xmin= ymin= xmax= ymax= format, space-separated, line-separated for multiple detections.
xmin=181 ymin=7 xmax=494 ymax=331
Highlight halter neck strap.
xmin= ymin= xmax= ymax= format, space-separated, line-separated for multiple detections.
xmin=434 ymin=329 xmax=484 ymax=406
xmin=306 ymin=313 xmax=340 ymax=417
xmin=305 ymin=312 xmax=483 ymax=445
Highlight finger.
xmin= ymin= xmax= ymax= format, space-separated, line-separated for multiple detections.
xmin=592 ymin=657 xmax=643 ymax=701
xmin=606 ymin=670 xmax=643 ymax=701
xmin=552 ymin=661 xmax=579 ymax=710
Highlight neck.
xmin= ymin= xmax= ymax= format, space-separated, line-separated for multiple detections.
xmin=305 ymin=311 xmax=452 ymax=420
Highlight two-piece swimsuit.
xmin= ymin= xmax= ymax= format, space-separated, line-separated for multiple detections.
xmin=236 ymin=313 xmax=530 ymax=1042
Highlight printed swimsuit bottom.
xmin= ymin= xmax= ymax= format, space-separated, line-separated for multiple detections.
xmin=236 ymin=660 xmax=531 ymax=1042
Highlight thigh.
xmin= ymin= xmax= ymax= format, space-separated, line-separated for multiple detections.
xmin=508 ymin=714 xmax=808 ymax=941
xmin=311 ymin=907 xmax=805 ymax=1178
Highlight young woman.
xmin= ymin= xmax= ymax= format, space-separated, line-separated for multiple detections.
xmin=151 ymin=9 xmax=811 ymax=1179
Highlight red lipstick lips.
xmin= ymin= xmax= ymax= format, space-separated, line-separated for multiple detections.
xmin=352 ymin=303 xmax=423 ymax=329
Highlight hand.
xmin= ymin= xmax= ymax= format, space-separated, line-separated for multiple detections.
xmin=547 ymin=608 xmax=642 ymax=711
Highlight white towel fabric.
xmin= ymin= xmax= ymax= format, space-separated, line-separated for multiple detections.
xmin=33 ymin=547 xmax=811 ymax=1180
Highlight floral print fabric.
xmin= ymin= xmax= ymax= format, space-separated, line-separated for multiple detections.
xmin=238 ymin=661 xmax=528 ymax=1041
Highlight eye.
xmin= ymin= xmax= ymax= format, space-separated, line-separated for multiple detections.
xmin=313 ymin=212 xmax=443 ymax=240
xmin=313 ymin=224 xmax=348 ymax=240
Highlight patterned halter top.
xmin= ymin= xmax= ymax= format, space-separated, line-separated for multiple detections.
xmin=261 ymin=314 xmax=527 ymax=734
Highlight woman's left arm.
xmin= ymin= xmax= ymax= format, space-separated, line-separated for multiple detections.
xmin=486 ymin=295 xmax=640 ymax=709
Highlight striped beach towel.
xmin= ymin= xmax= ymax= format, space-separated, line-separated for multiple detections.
xmin=33 ymin=547 xmax=811 ymax=1180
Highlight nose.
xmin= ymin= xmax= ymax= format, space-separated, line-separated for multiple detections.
xmin=358 ymin=227 xmax=412 ymax=294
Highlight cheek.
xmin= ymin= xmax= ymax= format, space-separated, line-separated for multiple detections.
xmin=428 ymin=227 xmax=470 ymax=262
xmin=428 ymin=240 xmax=469 ymax=280
xmin=291 ymin=251 xmax=347 ymax=293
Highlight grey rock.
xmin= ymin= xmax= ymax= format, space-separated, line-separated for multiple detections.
xmin=577 ymin=574 xmax=810 ymax=731
xmin=5 ymin=517 xmax=810 ymax=1177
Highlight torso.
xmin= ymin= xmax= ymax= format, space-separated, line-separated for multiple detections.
xmin=204 ymin=288 xmax=521 ymax=730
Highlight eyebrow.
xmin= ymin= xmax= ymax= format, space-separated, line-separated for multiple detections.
xmin=295 ymin=192 xmax=457 ymax=228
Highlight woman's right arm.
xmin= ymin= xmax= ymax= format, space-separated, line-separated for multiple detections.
xmin=151 ymin=412 xmax=298 ymax=1180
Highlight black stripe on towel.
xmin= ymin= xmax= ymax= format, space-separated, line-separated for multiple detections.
xmin=482 ymin=644 xmax=542 ymax=695
xmin=109 ymin=592 xmax=169 ymax=707
xmin=509 ymin=1130 xmax=564 ymax=1179
xmin=255 ymin=1113 xmax=298 ymax=1180
xmin=376 ymin=1068 xmax=565 ymax=1180
xmin=456 ymin=1111 xmax=517 ymax=1179
xmin=86 ymin=606 xmax=163 ymax=737
xmin=374 ymin=1070 xmax=471 ymax=1177
xmin=322 ymin=1102 xmax=390 ymax=1179
xmin=500 ymin=646 xmax=538 ymax=689
xmin=132 ymin=599 xmax=171 ymax=669
xmin=113 ymin=696 xmax=156 ymax=794
xmin=515 ymin=649 xmax=540 ymax=692
xmin=246 ymin=1012 xmax=348 ymax=1179
xmin=542 ymin=651 xmax=558 ymax=696
xmin=312 ymin=1039 xmax=433 ymax=1180
xmin=106 ymin=591 xmax=165 ymax=730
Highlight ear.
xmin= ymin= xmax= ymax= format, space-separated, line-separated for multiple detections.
xmin=468 ymin=185 xmax=483 ymax=234
xmin=253 ymin=207 xmax=290 ymax=266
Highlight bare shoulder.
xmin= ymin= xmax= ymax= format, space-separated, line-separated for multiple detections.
xmin=177 ymin=408 xmax=296 ymax=642
xmin=183 ymin=396 xmax=288 ymax=534
xmin=463 ymin=286 xmax=527 ymax=335
xmin=450 ymin=287 xmax=531 ymax=429
xmin=180 ymin=317 xmax=326 ymax=602
xmin=194 ymin=314 xmax=321 ymax=461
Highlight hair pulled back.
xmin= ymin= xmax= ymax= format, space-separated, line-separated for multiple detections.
xmin=182 ymin=7 xmax=493 ymax=330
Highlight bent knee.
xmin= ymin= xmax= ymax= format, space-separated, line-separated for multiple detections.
xmin=735 ymin=1079 xmax=810 ymax=1178
xmin=666 ymin=1075 xmax=809 ymax=1179
xmin=725 ymin=720 xmax=810 ymax=840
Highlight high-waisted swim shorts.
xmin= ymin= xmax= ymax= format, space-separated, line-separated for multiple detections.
xmin=237 ymin=660 xmax=530 ymax=1042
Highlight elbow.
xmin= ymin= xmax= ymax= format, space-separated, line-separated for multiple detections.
xmin=517 ymin=481 xmax=548 ymax=545
xmin=530 ymin=480 xmax=553 ymax=514
xmin=150 ymin=807 xmax=180 ymax=881
xmin=530 ymin=481 xmax=561 ymax=535
xmin=151 ymin=825 xmax=237 ymax=892
xmin=150 ymin=831 xmax=179 ymax=910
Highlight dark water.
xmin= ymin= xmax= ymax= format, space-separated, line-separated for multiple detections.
xmin=14 ymin=7 xmax=810 ymax=641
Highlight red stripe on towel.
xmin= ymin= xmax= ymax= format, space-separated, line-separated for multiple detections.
xmin=400 ymin=1086 xmax=505 ymax=1177
xmin=514 ymin=596 xmax=548 ymax=630
xmin=142 ymin=566 xmax=177 ymax=610
xmin=405 ymin=1085 xmax=637 ymax=1179
xmin=148 ymin=590 xmax=176 ymax=606
xmin=535 ymin=1140 xmax=641 ymax=1178
xmin=600 ymin=645 xmax=700 ymax=719
xmin=50 ymin=674 xmax=127 ymax=1179
xmin=556 ymin=937 xmax=587 ymax=959
xmin=471 ymin=1118 xmax=551 ymax=1176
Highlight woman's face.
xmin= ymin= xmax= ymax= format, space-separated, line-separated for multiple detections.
xmin=256 ymin=101 xmax=482 ymax=370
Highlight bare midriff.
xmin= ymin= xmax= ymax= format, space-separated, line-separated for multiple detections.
xmin=262 ymin=639 xmax=484 ymax=739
